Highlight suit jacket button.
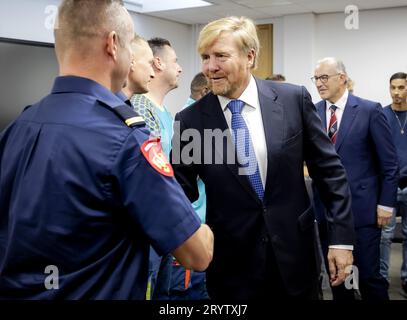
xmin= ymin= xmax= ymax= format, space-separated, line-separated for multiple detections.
xmin=261 ymin=236 xmax=269 ymax=243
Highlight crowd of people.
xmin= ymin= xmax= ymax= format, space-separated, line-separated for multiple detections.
xmin=0 ymin=0 xmax=406 ymax=300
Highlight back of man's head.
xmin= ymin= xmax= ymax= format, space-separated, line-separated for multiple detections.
xmin=54 ymin=0 xmax=134 ymax=92
xmin=55 ymin=0 xmax=129 ymax=59
xmin=190 ymin=72 xmax=208 ymax=100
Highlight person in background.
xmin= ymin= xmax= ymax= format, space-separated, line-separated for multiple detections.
xmin=121 ymin=35 xmax=155 ymax=98
xmin=380 ymin=72 xmax=407 ymax=298
xmin=130 ymin=37 xmax=182 ymax=157
xmin=172 ymin=16 xmax=355 ymax=300
xmin=0 ymin=0 xmax=213 ymax=299
xmin=163 ymin=72 xmax=211 ymax=300
xmin=115 ymin=35 xmax=155 ymax=104
xmin=266 ymin=74 xmax=286 ymax=82
xmin=129 ymin=37 xmax=183 ymax=300
xmin=184 ymin=72 xmax=209 ymax=109
xmin=313 ymin=57 xmax=398 ymax=300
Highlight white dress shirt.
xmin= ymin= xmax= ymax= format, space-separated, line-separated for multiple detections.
xmin=218 ymin=75 xmax=268 ymax=188
xmin=325 ymin=89 xmax=349 ymax=131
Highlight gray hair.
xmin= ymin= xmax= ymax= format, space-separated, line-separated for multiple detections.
xmin=316 ymin=57 xmax=347 ymax=75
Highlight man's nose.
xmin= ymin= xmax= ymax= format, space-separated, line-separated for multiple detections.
xmin=207 ymin=56 xmax=219 ymax=71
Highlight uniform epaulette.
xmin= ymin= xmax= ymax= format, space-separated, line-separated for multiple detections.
xmin=23 ymin=105 xmax=33 ymax=112
xmin=112 ymin=105 xmax=145 ymax=128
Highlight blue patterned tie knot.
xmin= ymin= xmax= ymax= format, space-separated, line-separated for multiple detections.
xmin=227 ymin=99 xmax=264 ymax=200
xmin=227 ymin=99 xmax=245 ymax=114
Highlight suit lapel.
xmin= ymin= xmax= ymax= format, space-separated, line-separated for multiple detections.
xmin=335 ymin=94 xmax=359 ymax=152
xmin=256 ymin=79 xmax=284 ymax=204
xmin=316 ymin=101 xmax=327 ymax=129
xmin=202 ymin=93 xmax=260 ymax=203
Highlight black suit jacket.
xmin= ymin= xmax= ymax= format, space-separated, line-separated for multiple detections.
xmin=171 ymin=79 xmax=354 ymax=299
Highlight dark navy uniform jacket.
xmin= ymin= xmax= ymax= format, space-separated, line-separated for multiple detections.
xmin=0 ymin=76 xmax=200 ymax=299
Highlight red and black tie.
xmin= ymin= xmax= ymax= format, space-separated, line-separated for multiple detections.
xmin=328 ymin=105 xmax=338 ymax=143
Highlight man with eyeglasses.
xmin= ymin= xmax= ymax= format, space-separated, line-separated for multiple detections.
xmin=312 ymin=57 xmax=398 ymax=300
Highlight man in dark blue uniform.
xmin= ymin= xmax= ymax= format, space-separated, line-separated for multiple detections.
xmin=0 ymin=0 xmax=213 ymax=299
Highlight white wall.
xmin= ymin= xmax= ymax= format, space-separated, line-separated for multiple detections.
xmin=257 ymin=7 xmax=407 ymax=105
xmin=2 ymin=1 xmax=406 ymax=109
xmin=282 ymin=14 xmax=316 ymax=93
xmin=0 ymin=0 xmax=196 ymax=116
xmin=0 ymin=0 xmax=59 ymax=43
xmin=314 ymin=7 xmax=407 ymax=106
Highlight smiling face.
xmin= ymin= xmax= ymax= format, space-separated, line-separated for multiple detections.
xmin=200 ymin=32 xmax=254 ymax=99
xmin=314 ymin=62 xmax=347 ymax=104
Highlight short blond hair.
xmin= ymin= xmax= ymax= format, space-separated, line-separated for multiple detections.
xmin=197 ymin=16 xmax=260 ymax=69
xmin=55 ymin=0 xmax=129 ymax=54
xmin=131 ymin=34 xmax=147 ymax=49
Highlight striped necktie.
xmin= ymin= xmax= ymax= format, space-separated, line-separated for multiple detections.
xmin=328 ymin=105 xmax=338 ymax=143
xmin=227 ymin=99 xmax=264 ymax=200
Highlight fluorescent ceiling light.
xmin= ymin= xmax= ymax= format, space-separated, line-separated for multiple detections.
xmin=124 ymin=0 xmax=212 ymax=13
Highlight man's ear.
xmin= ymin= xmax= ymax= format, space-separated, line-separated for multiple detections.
xmin=201 ymin=86 xmax=209 ymax=96
xmin=247 ymin=48 xmax=256 ymax=68
xmin=341 ymin=74 xmax=348 ymax=85
xmin=153 ymin=56 xmax=164 ymax=71
xmin=106 ymin=31 xmax=119 ymax=61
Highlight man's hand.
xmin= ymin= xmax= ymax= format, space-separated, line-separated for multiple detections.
xmin=377 ymin=207 xmax=393 ymax=228
xmin=327 ymin=248 xmax=353 ymax=286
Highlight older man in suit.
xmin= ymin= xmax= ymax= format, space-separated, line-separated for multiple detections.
xmin=171 ymin=16 xmax=355 ymax=300
xmin=313 ymin=57 xmax=399 ymax=300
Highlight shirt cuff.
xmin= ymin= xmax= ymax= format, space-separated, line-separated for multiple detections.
xmin=378 ymin=205 xmax=394 ymax=213
xmin=329 ymin=245 xmax=354 ymax=250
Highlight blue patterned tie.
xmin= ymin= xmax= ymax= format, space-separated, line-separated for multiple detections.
xmin=227 ymin=100 xmax=264 ymax=200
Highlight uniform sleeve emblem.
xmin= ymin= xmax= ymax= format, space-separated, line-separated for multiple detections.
xmin=141 ymin=137 xmax=174 ymax=177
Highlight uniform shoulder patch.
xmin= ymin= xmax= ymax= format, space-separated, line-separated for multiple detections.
xmin=141 ymin=137 xmax=174 ymax=177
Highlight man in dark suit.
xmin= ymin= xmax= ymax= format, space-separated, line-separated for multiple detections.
xmin=171 ymin=16 xmax=355 ymax=300
xmin=313 ymin=57 xmax=398 ymax=300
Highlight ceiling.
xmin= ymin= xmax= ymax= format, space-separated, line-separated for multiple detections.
xmin=136 ymin=0 xmax=407 ymax=24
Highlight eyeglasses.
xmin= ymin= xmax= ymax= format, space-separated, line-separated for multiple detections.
xmin=311 ymin=73 xmax=340 ymax=84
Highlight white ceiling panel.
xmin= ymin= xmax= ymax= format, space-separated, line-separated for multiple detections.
xmin=234 ymin=0 xmax=294 ymax=8
xmin=253 ymin=3 xmax=309 ymax=16
xmin=141 ymin=0 xmax=407 ymax=25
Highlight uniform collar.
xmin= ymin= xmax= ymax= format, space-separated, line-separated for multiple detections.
xmin=115 ymin=91 xmax=133 ymax=107
xmin=51 ymin=76 xmax=125 ymax=108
